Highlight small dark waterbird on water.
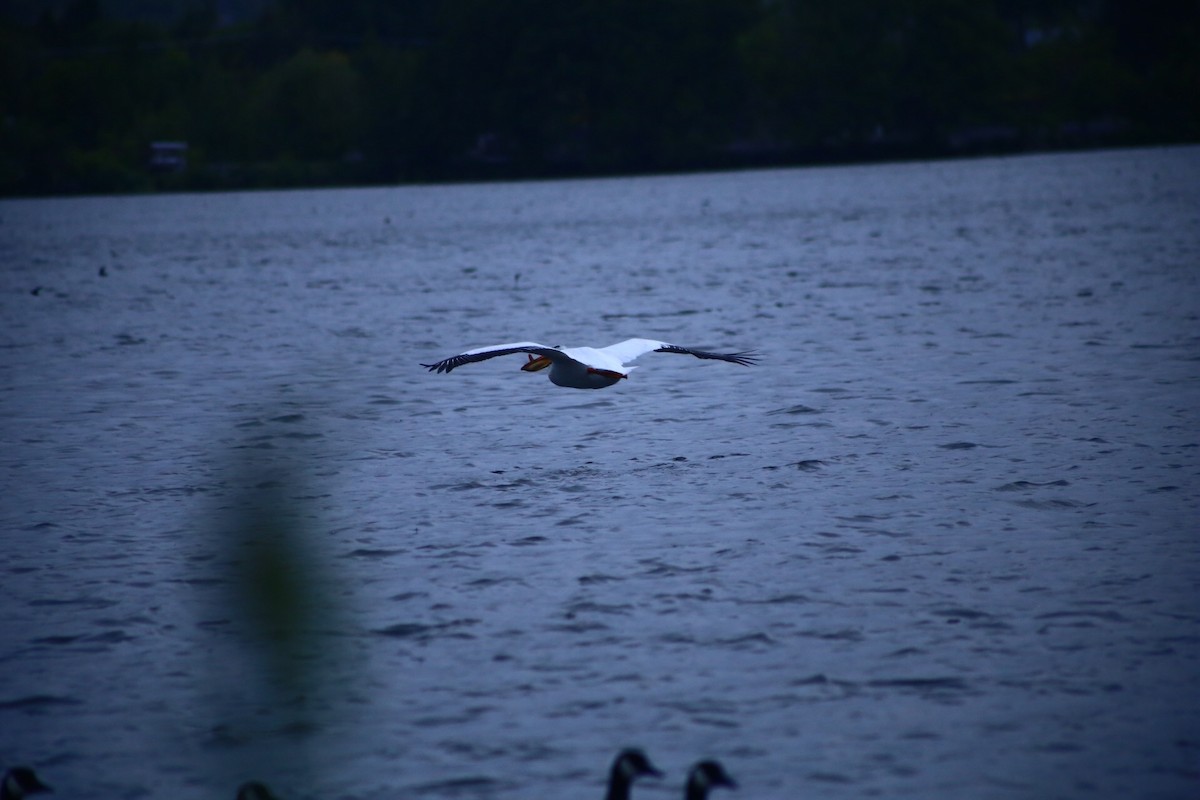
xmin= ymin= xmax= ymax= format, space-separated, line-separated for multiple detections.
xmin=235 ymin=781 xmax=280 ymax=800
xmin=423 ymin=338 xmax=759 ymax=390
xmin=602 ymin=750 xmax=737 ymax=799
xmin=1 ymin=768 xmax=51 ymax=800
xmin=605 ymin=749 xmax=663 ymax=799
xmin=685 ymin=760 xmax=738 ymax=799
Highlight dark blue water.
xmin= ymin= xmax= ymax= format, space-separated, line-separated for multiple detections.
xmin=2 ymin=147 xmax=1199 ymax=799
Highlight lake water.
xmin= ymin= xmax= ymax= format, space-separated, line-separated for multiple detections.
xmin=2 ymin=147 xmax=1198 ymax=799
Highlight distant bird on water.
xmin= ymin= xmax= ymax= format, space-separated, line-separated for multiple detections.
xmin=1 ymin=767 xmax=52 ymax=800
xmin=684 ymin=760 xmax=737 ymax=799
xmin=236 ymin=781 xmax=280 ymax=800
xmin=422 ymin=338 xmax=759 ymax=390
xmin=605 ymin=749 xmax=663 ymax=800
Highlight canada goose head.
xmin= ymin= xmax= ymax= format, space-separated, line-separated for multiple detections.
xmin=606 ymin=749 xmax=663 ymax=800
xmin=1 ymin=768 xmax=52 ymax=800
xmin=235 ymin=781 xmax=279 ymax=800
xmin=685 ymin=760 xmax=737 ymax=800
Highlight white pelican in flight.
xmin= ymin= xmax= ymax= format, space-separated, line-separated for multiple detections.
xmin=422 ymin=338 xmax=758 ymax=389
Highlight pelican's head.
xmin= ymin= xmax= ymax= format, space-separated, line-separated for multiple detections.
xmin=522 ymin=354 xmax=553 ymax=372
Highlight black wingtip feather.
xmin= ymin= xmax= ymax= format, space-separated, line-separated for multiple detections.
xmin=654 ymin=345 xmax=761 ymax=366
xmin=724 ymin=350 xmax=761 ymax=366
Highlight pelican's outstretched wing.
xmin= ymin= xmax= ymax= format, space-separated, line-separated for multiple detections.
xmin=601 ymin=338 xmax=760 ymax=367
xmin=421 ymin=342 xmax=562 ymax=373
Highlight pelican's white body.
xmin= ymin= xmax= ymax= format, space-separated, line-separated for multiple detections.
xmin=545 ymin=345 xmax=637 ymax=388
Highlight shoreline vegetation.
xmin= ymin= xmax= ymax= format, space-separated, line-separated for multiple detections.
xmin=2 ymin=0 xmax=1197 ymax=197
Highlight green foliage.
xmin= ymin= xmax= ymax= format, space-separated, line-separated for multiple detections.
xmin=247 ymin=49 xmax=364 ymax=160
xmin=0 ymin=0 xmax=1195 ymax=195
xmin=415 ymin=0 xmax=756 ymax=174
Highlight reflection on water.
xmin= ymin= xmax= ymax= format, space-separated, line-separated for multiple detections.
xmin=1 ymin=147 xmax=1199 ymax=798
xmin=199 ymin=443 xmax=354 ymax=797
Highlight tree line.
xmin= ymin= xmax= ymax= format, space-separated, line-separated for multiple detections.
xmin=1 ymin=0 xmax=1196 ymax=195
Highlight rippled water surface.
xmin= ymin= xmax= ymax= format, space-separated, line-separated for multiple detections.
xmin=2 ymin=147 xmax=1199 ymax=799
